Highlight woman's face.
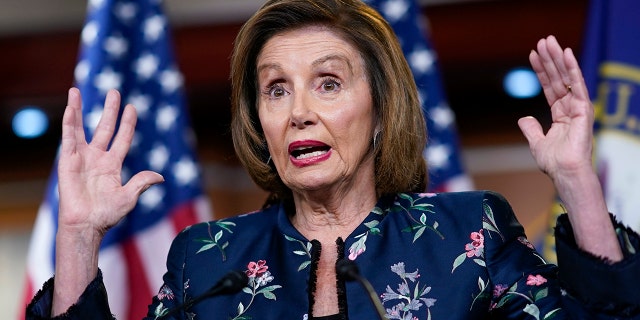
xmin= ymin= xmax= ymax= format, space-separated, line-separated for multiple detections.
xmin=256 ymin=26 xmax=377 ymax=195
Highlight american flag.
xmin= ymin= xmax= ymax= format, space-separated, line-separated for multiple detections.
xmin=365 ymin=0 xmax=473 ymax=192
xmin=21 ymin=0 xmax=211 ymax=318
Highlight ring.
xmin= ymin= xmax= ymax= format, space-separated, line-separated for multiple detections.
xmin=565 ymin=84 xmax=572 ymax=93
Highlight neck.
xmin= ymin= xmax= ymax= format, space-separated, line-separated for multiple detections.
xmin=290 ymin=183 xmax=377 ymax=243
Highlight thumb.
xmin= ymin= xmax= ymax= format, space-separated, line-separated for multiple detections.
xmin=124 ymin=171 xmax=165 ymax=197
xmin=517 ymin=116 xmax=544 ymax=147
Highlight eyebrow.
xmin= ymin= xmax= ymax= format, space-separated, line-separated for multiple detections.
xmin=257 ymin=63 xmax=283 ymax=75
xmin=257 ymin=54 xmax=354 ymax=75
xmin=312 ymin=54 xmax=353 ymax=74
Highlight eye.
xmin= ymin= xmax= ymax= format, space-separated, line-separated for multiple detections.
xmin=320 ymin=78 xmax=341 ymax=92
xmin=263 ymin=83 xmax=288 ymax=98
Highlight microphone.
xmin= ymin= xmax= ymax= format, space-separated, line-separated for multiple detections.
xmin=336 ymin=259 xmax=387 ymax=320
xmin=158 ymin=270 xmax=248 ymax=319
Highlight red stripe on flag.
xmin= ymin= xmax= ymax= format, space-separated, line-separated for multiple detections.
xmin=122 ymin=239 xmax=154 ymax=319
xmin=170 ymin=202 xmax=201 ymax=233
xmin=18 ymin=276 xmax=33 ymax=320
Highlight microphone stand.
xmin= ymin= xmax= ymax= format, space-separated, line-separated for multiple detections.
xmin=158 ymin=270 xmax=248 ymax=319
xmin=336 ymin=259 xmax=387 ymax=320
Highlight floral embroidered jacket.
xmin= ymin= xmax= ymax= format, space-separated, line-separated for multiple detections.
xmin=27 ymin=191 xmax=640 ymax=319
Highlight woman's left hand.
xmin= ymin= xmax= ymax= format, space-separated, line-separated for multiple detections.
xmin=518 ymin=35 xmax=623 ymax=262
xmin=518 ymin=35 xmax=593 ymax=182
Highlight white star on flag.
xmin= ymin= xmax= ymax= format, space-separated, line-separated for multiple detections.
xmin=382 ymin=0 xmax=409 ymax=22
xmin=81 ymin=21 xmax=99 ymax=46
xmin=114 ymin=2 xmax=137 ymax=22
xmin=85 ymin=105 xmax=104 ymax=133
xmin=104 ymin=35 xmax=128 ymax=58
xmin=156 ymin=104 xmax=178 ymax=131
xmin=430 ymin=104 xmax=454 ymax=129
xmin=148 ymin=144 xmax=170 ymax=171
xmin=139 ymin=185 xmax=164 ymax=210
xmin=159 ymin=68 xmax=183 ymax=93
xmin=135 ymin=53 xmax=160 ymax=79
xmin=409 ymin=48 xmax=434 ymax=75
xmin=173 ymin=157 xmax=199 ymax=186
xmin=74 ymin=60 xmax=91 ymax=84
xmin=94 ymin=67 xmax=123 ymax=93
xmin=425 ymin=143 xmax=451 ymax=169
xmin=128 ymin=93 xmax=152 ymax=118
xmin=144 ymin=15 xmax=165 ymax=42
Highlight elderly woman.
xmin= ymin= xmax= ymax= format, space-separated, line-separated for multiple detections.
xmin=27 ymin=0 xmax=639 ymax=319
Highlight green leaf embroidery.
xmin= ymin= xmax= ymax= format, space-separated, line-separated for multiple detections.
xmin=543 ymin=308 xmax=562 ymax=319
xmin=196 ymin=243 xmax=216 ymax=254
xmin=194 ymin=221 xmax=236 ymax=261
xmin=534 ymin=288 xmax=548 ymax=301
xmin=523 ymin=304 xmax=540 ymax=320
xmin=451 ymin=252 xmax=467 ymax=273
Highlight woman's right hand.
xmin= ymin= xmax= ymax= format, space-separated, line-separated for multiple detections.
xmin=58 ymin=88 xmax=164 ymax=235
xmin=52 ymin=88 xmax=164 ymax=316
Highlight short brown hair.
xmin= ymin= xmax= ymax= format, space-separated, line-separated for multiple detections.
xmin=230 ymin=0 xmax=427 ymax=201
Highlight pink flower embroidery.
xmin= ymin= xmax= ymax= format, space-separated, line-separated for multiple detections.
xmin=157 ymin=285 xmax=174 ymax=300
xmin=493 ymin=284 xmax=508 ymax=297
xmin=465 ymin=230 xmax=484 ymax=257
xmin=246 ymin=260 xmax=269 ymax=277
xmin=417 ymin=193 xmax=437 ymax=198
xmin=517 ymin=236 xmax=535 ymax=250
xmin=348 ymin=247 xmax=365 ymax=260
xmin=526 ymin=274 xmax=547 ymax=286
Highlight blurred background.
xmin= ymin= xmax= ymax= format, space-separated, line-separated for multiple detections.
xmin=1 ymin=0 xmax=591 ymax=318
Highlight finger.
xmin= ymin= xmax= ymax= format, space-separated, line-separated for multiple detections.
xmin=535 ymin=36 xmax=568 ymax=99
xmin=563 ymin=47 xmax=589 ymax=100
xmin=529 ymin=50 xmax=556 ymax=107
xmin=110 ymin=104 xmax=138 ymax=163
xmin=517 ymin=116 xmax=544 ymax=148
xmin=91 ymin=89 xmax=122 ymax=151
xmin=60 ymin=88 xmax=86 ymax=155
xmin=545 ymin=35 xmax=572 ymax=87
xmin=122 ymin=171 xmax=165 ymax=200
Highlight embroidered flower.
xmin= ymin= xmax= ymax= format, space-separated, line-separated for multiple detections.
xmin=157 ymin=285 xmax=174 ymax=300
xmin=517 ymin=236 xmax=535 ymax=250
xmin=465 ymin=230 xmax=484 ymax=257
xmin=246 ymin=259 xmax=268 ymax=277
xmin=390 ymin=262 xmax=420 ymax=282
xmin=383 ymin=262 xmax=434 ymax=320
xmin=233 ymin=259 xmax=282 ymax=320
xmin=416 ymin=192 xmax=437 ymax=198
xmin=349 ymin=246 xmax=365 ymax=260
xmin=493 ymin=284 xmax=508 ymax=297
xmin=526 ymin=274 xmax=547 ymax=286
xmin=256 ymin=271 xmax=274 ymax=286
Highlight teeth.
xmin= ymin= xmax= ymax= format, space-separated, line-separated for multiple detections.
xmin=295 ymin=150 xmax=327 ymax=159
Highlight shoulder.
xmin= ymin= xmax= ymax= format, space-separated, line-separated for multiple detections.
xmin=393 ymin=190 xmax=510 ymax=213
xmin=180 ymin=204 xmax=281 ymax=238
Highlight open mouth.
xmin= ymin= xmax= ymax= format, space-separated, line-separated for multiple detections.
xmin=290 ymin=145 xmax=330 ymax=159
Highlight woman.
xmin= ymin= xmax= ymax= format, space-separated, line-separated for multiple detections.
xmin=27 ymin=0 xmax=639 ymax=319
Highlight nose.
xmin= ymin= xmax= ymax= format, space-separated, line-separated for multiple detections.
xmin=290 ymin=92 xmax=318 ymax=129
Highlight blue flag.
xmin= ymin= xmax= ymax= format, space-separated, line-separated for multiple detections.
xmin=582 ymin=0 xmax=640 ymax=231
xmin=365 ymin=0 xmax=472 ymax=192
xmin=23 ymin=1 xmax=211 ymax=319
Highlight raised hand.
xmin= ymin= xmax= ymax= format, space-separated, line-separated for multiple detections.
xmin=518 ymin=36 xmax=622 ymax=262
xmin=52 ymin=88 xmax=164 ymax=315
xmin=518 ymin=35 xmax=594 ymax=182
xmin=58 ymin=88 xmax=164 ymax=233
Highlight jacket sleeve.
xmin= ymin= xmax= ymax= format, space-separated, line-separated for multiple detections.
xmin=24 ymin=269 xmax=115 ymax=320
xmin=555 ymin=213 xmax=640 ymax=318
xmin=25 ymin=226 xmax=192 ymax=320
xmin=143 ymin=225 xmax=191 ymax=320
xmin=480 ymin=191 xmax=569 ymax=319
